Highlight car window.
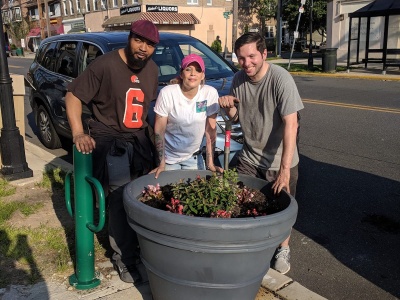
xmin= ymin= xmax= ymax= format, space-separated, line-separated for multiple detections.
xmin=39 ymin=42 xmax=58 ymax=71
xmin=152 ymin=38 xmax=235 ymax=84
xmin=178 ymin=43 xmax=233 ymax=79
xmin=55 ymin=41 xmax=78 ymax=78
xmin=78 ymin=43 xmax=103 ymax=75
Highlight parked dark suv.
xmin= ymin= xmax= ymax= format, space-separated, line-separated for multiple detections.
xmin=26 ymin=31 xmax=242 ymax=163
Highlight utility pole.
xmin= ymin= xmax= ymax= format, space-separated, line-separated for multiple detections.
xmin=44 ymin=0 xmax=51 ymax=37
xmin=0 ymin=10 xmax=33 ymax=180
xmin=276 ymin=0 xmax=282 ymax=57
xmin=37 ymin=0 xmax=45 ymax=39
xmin=232 ymin=0 xmax=238 ymax=53
xmin=308 ymin=0 xmax=314 ymax=69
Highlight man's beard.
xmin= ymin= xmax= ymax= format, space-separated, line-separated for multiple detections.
xmin=125 ymin=46 xmax=149 ymax=69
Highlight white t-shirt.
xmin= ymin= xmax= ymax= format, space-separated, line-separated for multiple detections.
xmin=154 ymin=84 xmax=219 ymax=164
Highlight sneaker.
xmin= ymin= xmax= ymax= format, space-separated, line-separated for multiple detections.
xmin=113 ymin=260 xmax=141 ymax=283
xmin=271 ymin=246 xmax=291 ymax=274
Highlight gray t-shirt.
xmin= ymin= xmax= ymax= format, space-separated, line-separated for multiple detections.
xmin=231 ymin=63 xmax=304 ymax=170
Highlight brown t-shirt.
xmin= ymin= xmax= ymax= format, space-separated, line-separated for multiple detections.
xmin=68 ymin=50 xmax=158 ymax=133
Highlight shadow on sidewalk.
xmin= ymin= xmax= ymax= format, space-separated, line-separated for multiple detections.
xmin=293 ymin=154 xmax=400 ymax=299
xmin=0 ymin=230 xmax=49 ymax=298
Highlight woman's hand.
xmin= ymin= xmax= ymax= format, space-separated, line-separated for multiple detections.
xmin=150 ymin=164 xmax=166 ymax=179
xmin=207 ymin=164 xmax=224 ymax=174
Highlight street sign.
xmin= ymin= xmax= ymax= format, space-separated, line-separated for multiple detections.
xmin=223 ymin=11 xmax=231 ymax=19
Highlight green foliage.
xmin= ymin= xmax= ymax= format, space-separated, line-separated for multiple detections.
xmin=37 ymin=167 xmax=66 ymax=190
xmin=282 ymin=0 xmax=327 ymax=38
xmin=171 ymin=170 xmax=240 ymax=217
xmin=211 ymin=39 xmax=222 ymax=53
xmin=275 ymin=63 xmax=348 ymax=73
xmin=247 ymin=0 xmax=277 ymax=37
xmin=8 ymin=16 xmax=31 ymax=47
xmin=0 ymin=179 xmax=16 ymax=198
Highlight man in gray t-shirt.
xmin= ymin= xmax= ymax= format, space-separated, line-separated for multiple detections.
xmin=219 ymin=32 xmax=304 ymax=275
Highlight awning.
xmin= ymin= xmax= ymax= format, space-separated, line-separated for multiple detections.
xmin=103 ymin=12 xmax=200 ymax=28
xmin=350 ymin=0 xmax=400 ymax=18
xmin=28 ymin=24 xmax=64 ymax=37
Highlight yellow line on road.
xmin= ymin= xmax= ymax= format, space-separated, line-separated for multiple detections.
xmin=8 ymin=65 xmax=24 ymax=69
xmin=303 ymin=98 xmax=400 ymax=114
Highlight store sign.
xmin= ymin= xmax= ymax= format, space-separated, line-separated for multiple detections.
xmin=72 ymin=22 xmax=85 ymax=29
xmin=146 ymin=5 xmax=178 ymax=13
xmin=120 ymin=5 xmax=141 ymax=15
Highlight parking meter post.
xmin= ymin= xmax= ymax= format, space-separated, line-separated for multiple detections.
xmin=66 ymin=145 xmax=105 ymax=290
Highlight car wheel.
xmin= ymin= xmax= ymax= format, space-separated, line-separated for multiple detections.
xmin=37 ymin=105 xmax=62 ymax=149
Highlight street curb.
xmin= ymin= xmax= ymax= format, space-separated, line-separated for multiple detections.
xmin=261 ymin=269 xmax=327 ymax=300
xmin=288 ymin=70 xmax=400 ymax=81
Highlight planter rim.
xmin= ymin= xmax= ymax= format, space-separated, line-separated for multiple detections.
xmin=124 ymin=170 xmax=298 ymax=230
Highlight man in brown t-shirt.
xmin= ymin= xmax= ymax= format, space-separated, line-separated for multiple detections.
xmin=66 ymin=20 xmax=159 ymax=283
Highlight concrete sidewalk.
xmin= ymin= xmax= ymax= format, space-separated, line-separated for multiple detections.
xmin=1 ymin=140 xmax=326 ymax=300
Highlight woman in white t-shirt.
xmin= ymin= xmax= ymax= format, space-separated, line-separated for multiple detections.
xmin=150 ymin=54 xmax=224 ymax=178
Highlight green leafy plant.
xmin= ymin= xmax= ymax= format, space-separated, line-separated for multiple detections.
xmin=140 ymin=169 xmax=278 ymax=218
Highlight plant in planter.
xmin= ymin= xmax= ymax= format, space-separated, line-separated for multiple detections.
xmin=10 ymin=44 xmax=17 ymax=56
xmin=140 ymin=169 xmax=282 ymax=218
xmin=123 ymin=170 xmax=298 ymax=300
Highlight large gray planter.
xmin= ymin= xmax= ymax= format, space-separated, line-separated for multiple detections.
xmin=123 ymin=170 xmax=298 ymax=300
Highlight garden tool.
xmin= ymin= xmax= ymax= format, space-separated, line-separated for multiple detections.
xmin=220 ymin=103 xmax=239 ymax=171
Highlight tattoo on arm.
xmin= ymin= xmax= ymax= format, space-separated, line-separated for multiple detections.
xmin=206 ymin=140 xmax=216 ymax=168
xmin=154 ymin=133 xmax=164 ymax=166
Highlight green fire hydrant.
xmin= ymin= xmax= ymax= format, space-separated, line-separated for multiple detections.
xmin=65 ymin=145 xmax=106 ymax=290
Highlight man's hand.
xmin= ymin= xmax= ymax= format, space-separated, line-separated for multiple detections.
xmin=218 ymin=95 xmax=239 ymax=108
xmin=73 ymin=133 xmax=96 ymax=154
xmin=272 ymin=168 xmax=290 ymax=195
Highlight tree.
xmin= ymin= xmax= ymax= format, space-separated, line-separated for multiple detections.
xmin=8 ymin=15 xmax=31 ymax=48
xmin=282 ymin=0 xmax=326 ymax=40
xmin=239 ymin=0 xmax=277 ymax=38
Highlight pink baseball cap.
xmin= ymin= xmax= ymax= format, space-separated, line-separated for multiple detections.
xmin=130 ymin=20 xmax=159 ymax=44
xmin=181 ymin=54 xmax=205 ymax=73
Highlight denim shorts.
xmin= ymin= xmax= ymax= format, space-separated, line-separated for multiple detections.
xmin=165 ymin=153 xmax=205 ymax=171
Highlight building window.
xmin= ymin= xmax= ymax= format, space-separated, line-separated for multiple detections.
xmin=122 ymin=0 xmax=127 ymax=5
xmin=113 ymin=0 xmax=118 ymax=8
xmin=76 ymin=0 xmax=80 ymax=13
xmin=187 ymin=0 xmax=198 ymax=4
xmin=207 ymin=0 xmax=212 ymax=5
xmin=101 ymin=0 xmax=106 ymax=10
xmin=266 ymin=26 xmax=274 ymax=38
xmin=93 ymin=0 xmax=98 ymax=10
xmin=69 ymin=0 xmax=74 ymax=14
xmin=62 ymin=0 xmax=68 ymax=15
xmin=86 ymin=0 xmax=91 ymax=11
xmin=132 ymin=0 xmax=138 ymax=3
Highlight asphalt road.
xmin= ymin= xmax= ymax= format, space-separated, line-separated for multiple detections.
xmin=8 ymin=57 xmax=400 ymax=299
xmin=292 ymin=75 xmax=400 ymax=299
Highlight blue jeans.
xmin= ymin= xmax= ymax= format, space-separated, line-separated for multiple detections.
xmin=165 ymin=153 xmax=205 ymax=170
